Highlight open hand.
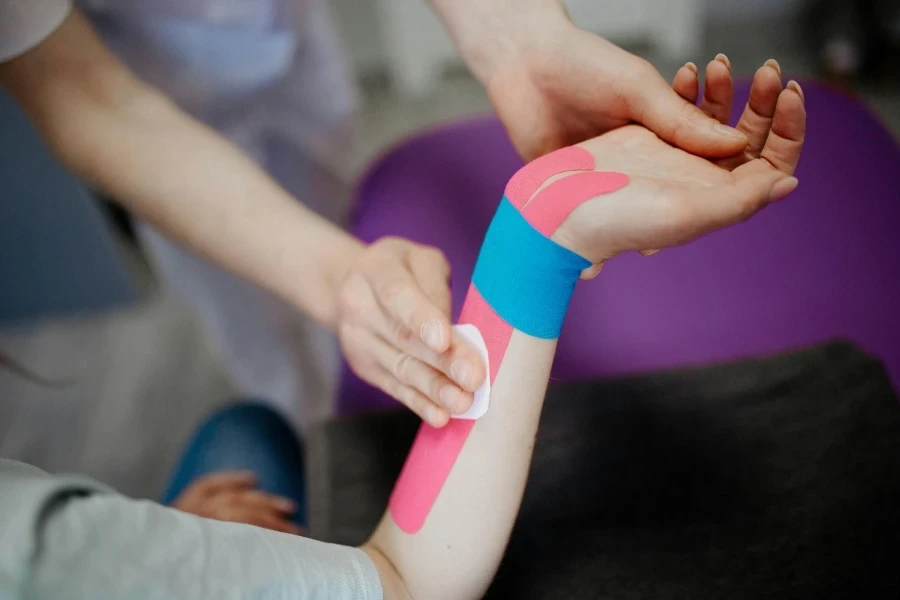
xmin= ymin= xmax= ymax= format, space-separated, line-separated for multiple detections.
xmin=546 ymin=59 xmax=805 ymax=268
xmin=337 ymin=238 xmax=487 ymax=427
xmin=170 ymin=471 xmax=303 ymax=535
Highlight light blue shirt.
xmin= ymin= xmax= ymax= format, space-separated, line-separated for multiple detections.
xmin=0 ymin=459 xmax=382 ymax=600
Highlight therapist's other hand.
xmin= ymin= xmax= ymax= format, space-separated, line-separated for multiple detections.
xmin=337 ymin=237 xmax=486 ymax=427
xmin=484 ymin=8 xmax=749 ymax=161
xmin=171 ymin=471 xmax=303 ymax=535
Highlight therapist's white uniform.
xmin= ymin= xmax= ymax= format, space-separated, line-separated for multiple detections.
xmin=80 ymin=0 xmax=360 ymax=429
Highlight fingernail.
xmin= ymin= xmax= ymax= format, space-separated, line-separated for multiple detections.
xmin=764 ymin=58 xmax=782 ymax=77
xmin=640 ymin=249 xmax=661 ymax=256
xmin=714 ymin=124 xmax=746 ymax=140
xmin=684 ymin=61 xmax=698 ymax=74
xmin=715 ymin=53 xmax=731 ymax=71
xmin=787 ymin=79 xmax=804 ymax=100
xmin=420 ymin=320 xmax=444 ymax=352
xmin=769 ymin=177 xmax=799 ymax=202
xmin=450 ymin=359 xmax=471 ymax=387
xmin=439 ymin=385 xmax=460 ymax=413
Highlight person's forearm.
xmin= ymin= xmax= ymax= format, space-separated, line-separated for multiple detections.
xmin=361 ymin=155 xmax=593 ymax=598
xmin=366 ymin=325 xmax=555 ymax=600
xmin=428 ymin=0 xmax=568 ymax=86
xmin=0 ymin=11 xmax=361 ymax=328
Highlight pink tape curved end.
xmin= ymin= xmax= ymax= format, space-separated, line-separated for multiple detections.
xmin=389 ymin=419 xmax=476 ymax=533
xmin=522 ymin=171 xmax=630 ymax=236
xmin=504 ymin=147 xmax=595 ymax=209
xmin=388 ymin=285 xmax=512 ymax=533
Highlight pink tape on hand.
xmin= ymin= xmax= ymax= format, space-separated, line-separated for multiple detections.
xmin=388 ymin=285 xmax=512 ymax=533
xmin=504 ymin=146 xmax=594 ymax=209
xmin=521 ymin=171 xmax=631 ymax=236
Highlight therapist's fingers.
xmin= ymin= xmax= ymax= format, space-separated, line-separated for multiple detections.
xmin=408 ymin=244 xmax=453 ymax=318
xmin=366 ymin=240 xmax=453 ymax=354
xmin=344 ymin=325 xmax=473 ymax=421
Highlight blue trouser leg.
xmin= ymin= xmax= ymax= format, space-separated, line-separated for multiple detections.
xmin=162 ymin=401 xmax=307 ymax=527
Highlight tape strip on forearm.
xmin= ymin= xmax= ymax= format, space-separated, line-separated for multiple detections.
xmin=389 ymin=146 xmax=630 ymax=533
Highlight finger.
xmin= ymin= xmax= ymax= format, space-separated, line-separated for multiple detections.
xmin=407 ymin=246 xmax=453 ymax=327
xmin=758 ymin=81 xmax=806 ymax=175
xmin=672 ymin=62 xmax=699 ymax=104
xmin=359 ymin=327 xmax=474 ymax=416
xmin=224 ymin=508 xmax=304 ymax=535
xmin=389 ymin=322 xmax=487 ymax=394
xmin=236 ymin=490 xmax=297 ymax=515
xmin=626 ymin=59 xmax=748 ymax=158
xmin=370 ymin=361 xmax=452 ymax=427
xmin=699 ymin=54 xmax=734 ymax=125
xmin=369 ymin=260 xmax=452 ymax=354
xmin=720 ymin=60 xmax=783 ymax=169
xmin=191 ymin=471 xmax=257 ymax=496
xmin=343 ymin=324 xmax=455 ymax=425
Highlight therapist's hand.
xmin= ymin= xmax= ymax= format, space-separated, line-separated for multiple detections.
xmin=336 ymin=237 xmax=486 ymax=427
xmin=472 ymin=4 xmax=750 ymax=161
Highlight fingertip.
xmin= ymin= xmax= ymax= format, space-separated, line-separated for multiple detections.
xmin=274 ymin=497 xmax=297 ymax=513
xmin=764 ymin=58 xmax=782 ymax=79
xmin=715 ymin=53 xmax=732 ymax=71
xmin=769 ymin=176 xmax=799 ymax=202
xmin=420 ymin=318 xmax=450 ymax=353
xmin=786 ymin=80 xmax=804 ymax=102
xmin=684 ymin=61 xmax=698 ymax=74
xmin=427 ymin=404 xmax=450 ymax=427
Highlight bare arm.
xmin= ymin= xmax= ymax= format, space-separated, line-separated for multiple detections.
xmin=360 ymin=59 xmax=806 ymax=600
xmin=0 ymin=10 xmax=362 ymax=328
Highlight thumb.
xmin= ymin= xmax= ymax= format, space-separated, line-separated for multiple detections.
xmin=627 ymin=70 xmax=748 ymax=158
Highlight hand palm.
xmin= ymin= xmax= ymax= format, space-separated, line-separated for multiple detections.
xmin=548 ymin=64 xmax=806 ymax=268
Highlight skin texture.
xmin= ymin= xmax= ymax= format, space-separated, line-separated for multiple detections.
xmin=362 ymin=62 xmax=806 ymax=600
xmin=0 ymin=11 xmax=485 ymax=427
xmin=430 ymin=0 xmax=751 ymax=161
xmin=170 ymin=471 xmax=303 ymax=535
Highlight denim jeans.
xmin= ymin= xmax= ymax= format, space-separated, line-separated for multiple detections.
xmin=162 ymin=401 xmax=307 ymax=527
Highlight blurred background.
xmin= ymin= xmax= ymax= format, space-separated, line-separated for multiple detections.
xmin=1 ymin=0 xmax=898 ymax=500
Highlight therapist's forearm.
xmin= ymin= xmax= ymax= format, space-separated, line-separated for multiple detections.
xmin=0 ymin=11 xmax=361 ymax=328
xmin=428 ymin=0 xmax=569 ymax=85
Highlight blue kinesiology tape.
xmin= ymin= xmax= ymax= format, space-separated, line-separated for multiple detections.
xmin=471 ymin=197 xmax=591 ymax=339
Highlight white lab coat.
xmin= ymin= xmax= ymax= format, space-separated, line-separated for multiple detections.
xmin=81 ymin=0 xmax=360 ymax=430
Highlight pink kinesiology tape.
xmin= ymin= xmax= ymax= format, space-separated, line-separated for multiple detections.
xmin=389 ymin=146 xmax=629 ymax=533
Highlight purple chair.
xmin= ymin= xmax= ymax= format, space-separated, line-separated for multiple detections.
xmin=339 ymin=81 xmax=900 ymax=417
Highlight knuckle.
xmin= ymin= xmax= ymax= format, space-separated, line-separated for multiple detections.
xmin=392 ymin=321 xmax=414 ymax=345
xmin=392 ymin=352 xmax=414 ymax=382
xmin=337 ymin=279 xmax=365 ymax=316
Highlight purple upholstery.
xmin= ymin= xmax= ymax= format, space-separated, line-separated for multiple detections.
xmin=339 ymin=81 xmax=900 ymax=417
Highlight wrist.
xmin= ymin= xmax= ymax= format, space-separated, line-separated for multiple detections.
xmin=317 ymin=232 xmax=365 ymax=330
xmin=431 ymin=0 xmax=569 ymax=88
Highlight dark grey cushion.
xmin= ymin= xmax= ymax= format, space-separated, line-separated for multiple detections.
xmin=308 ymin=341 xmax=900 ymax=598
